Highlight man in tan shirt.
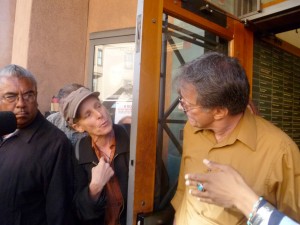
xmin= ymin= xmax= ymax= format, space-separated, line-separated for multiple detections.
xmin=171 ymin=52 xmax=300 ymax=224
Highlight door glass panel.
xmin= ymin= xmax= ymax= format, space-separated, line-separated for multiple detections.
xmin=157 ymin=15 xmax=228 ymax=208
xmin=92 ymin=42 xmax=135 ymax=124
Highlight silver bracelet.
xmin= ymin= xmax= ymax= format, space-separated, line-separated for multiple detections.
xmin=247 ymin=197 xmax=264 ymax=225
xmin=251 ymin=202 xmax=275 ymax=225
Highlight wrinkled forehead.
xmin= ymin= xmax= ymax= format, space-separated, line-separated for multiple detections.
xmin=0 ymin=76 xmax=37 ymax=94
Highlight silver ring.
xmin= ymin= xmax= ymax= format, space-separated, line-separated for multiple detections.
xmin=197 ymin=182 xmax=205 ymax=192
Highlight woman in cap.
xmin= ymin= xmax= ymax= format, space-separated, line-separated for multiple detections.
xmin=62 ymin=87 xmax=130 ymax=225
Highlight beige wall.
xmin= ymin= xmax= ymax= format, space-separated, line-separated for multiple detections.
xmin=0 ymin=0 xmax=17 ymax=67
xmin=1 ymin=0 xmax=137 ymax=114
xmin=11 ymin=0 xmax=32 ymax=67
xmin=10 ymin=0 xmax=89 ymax=114
xmin=88 ymin=0 xmax=137 ymax=33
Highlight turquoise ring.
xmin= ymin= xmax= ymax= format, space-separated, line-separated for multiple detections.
xmin=197 ymin=182 xmax=205 ymax=192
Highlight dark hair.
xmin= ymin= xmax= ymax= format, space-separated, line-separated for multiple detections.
xmin=175 ymin=52 xmax=250 ymax=115
xmin=0 ymin=64 xmax=37 ymax=90
xmin=57 ymin=83 xmax=84 ymax=100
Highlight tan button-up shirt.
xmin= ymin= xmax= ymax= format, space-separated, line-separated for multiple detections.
xmin=172 ymin=109 xmax=300 ymax=224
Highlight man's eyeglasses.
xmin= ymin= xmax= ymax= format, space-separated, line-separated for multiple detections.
xmin=1 ymin=91 xmax=36 ymax=104
xmin=178 ymin=96 xmax=202 ymax=112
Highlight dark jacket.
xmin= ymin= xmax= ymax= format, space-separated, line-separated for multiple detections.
xmin=72 ymin=124 xmax=130 ymax=225
xmin=0 ymin=111 xmax=74 ymax=225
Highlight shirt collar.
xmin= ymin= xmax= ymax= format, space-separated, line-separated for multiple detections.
xmin=235 ymin=108 xmax=257 ymax=151
xmin=191 ymin=108 xmax=257 ymax=151
xmin=215 ymin=108 xmax=257 ymax=151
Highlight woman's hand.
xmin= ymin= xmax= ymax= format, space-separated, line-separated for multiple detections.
xmin=88 ymin=157 xmax=114 ymax=200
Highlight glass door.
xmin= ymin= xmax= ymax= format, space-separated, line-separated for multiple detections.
xmin=156 ymin=14 xmax=228 ymax=209
xmin=89 ymin=28 xmax=135 ymax=124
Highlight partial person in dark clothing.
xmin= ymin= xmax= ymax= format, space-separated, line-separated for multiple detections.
xmin=47 ymin=83 xmax=87 ymax=146
xmin=0 ymin=64 xmax=74 ymax=225
xmin=62 ymin=87 xmax=130 ymax=225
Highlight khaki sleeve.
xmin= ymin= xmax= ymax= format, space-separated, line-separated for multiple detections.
xmin=271 ymin=141 xmax=300 ymax=222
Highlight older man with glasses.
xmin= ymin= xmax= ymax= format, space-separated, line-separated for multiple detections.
xmin=171 ymin=52 xmax=300 ymax=225
xmin=0 ymin=64 xmax=74 ymax=225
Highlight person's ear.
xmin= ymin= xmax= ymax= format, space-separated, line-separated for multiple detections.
xmin=213 ymin=107 xmax=228 ymax=120
xmin=72 ymin=123 xmax=85 ymax=133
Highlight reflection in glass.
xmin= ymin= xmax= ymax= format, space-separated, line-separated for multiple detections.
xmin=92 ymin=43 xmax=135 ymax=124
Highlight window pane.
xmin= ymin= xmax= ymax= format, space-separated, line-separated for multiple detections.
xmin=92 ymin=42 xmax=135 ymax=123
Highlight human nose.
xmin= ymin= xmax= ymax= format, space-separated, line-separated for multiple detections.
xmin=15 ymin=95 xmax=26 ymax=107
xmin=94 ymin=109 xmax=104 ymax=118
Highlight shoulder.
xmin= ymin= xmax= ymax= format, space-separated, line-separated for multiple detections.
xmin=46 ymin=112 xmax=66 ymax=129
xmin=77 ymin=135 xmax=91 ymax=147
xmin=113 ymin=124 xmax=130 ymax=154
xmin=76 ymin=135 xmax=92 ymax=154
xmin=43 ymin=118 xmax=66 ymax=136
xmin=255 ymin=116 xmax=295 ymax=143
xmin=254 ymin=116 xmax=299 ymax=158
xmin=74 ymin=136 xmax=94 ymax=163
xmin=21 ymin=113 xmax=73 ymax=158
xmin=46 ymin=112 xmax=60 ymax=121
xmin=113 ymin=124 xmax=131 ymax=137
xmin=35 ymin=114 xmax=71 ymax=145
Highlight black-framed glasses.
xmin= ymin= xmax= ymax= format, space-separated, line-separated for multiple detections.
xmin=1 ymin=91 xmax=36 ymax=104
xmin=178 ymin=96 xmax=202 ymax=112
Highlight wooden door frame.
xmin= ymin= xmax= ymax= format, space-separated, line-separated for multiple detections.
xmin=129 ymin=1 xmax=254 ymax=224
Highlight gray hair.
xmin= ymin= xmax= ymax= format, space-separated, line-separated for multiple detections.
xmin=57 ymin=83 xmax=84 ymax=100
xmin=0 ymin=64 xmax=37 ymax=90
xmin=175 ymin=52 xmax=249 ymax=115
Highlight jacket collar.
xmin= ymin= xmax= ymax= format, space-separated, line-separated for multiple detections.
xmin=78 ymin=124 xmax=130 ymax=164
xmin=16 ymin=111 xmax=45 ymax=143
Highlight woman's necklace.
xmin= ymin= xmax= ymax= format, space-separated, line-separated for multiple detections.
xmin=93 ymin=142 xmax=112 ymax=163
xmin=92 ymin=132 xmax=115 ymax=163
xmin=99 ymin=148 xmax=111 ymax=162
